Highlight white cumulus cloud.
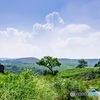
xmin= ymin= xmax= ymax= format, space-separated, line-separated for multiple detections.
xmin=0 ymin=12 xmax=100 ymax=58
xmin=33 ymin=12 xmax=64 ymax=34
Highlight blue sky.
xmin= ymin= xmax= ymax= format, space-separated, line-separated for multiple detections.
xmin=0 ymin=0 xmax=67 ymax=31
xmin=0 ymin=0 xmax=100 ymax=58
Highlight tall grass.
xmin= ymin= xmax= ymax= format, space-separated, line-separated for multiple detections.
xmin=0 ymin=70 xmax=55 ymax=100
xmin=0 ymin=67 xmax=99 ymax=100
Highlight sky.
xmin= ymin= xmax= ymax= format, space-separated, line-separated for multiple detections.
xmin=0 ymin=0 xmax=100 ymax=59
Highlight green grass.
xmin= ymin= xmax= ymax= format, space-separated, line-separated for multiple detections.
xmin=0 ymin=70 xmax=55 ymax=100
xmin=58 ymin=67 xmax=96 ymax=77
xmin=0 ymin=67 xmax=100 ymax=100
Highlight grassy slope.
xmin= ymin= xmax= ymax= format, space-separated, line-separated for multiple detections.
xmin=0 ymin=67 xmax=100 ymax=100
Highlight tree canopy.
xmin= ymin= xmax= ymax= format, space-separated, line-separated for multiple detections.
xmin=76 ymin=59 xmax=88 ymax=68
xmin=94 ymin=61 xmax=100 ymax=67
xmin=36 ymin=56 xmax=61 ymax=75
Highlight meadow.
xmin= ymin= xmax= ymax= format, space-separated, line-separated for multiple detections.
xmin=0 ymin=66 xmax=100 ymax=100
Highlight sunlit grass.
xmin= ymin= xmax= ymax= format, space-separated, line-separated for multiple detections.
xmin=0 ymin=67 xmax=99 ymax=100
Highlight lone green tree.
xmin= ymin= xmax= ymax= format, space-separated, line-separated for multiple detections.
xmin=36 ymin=56 xmax=61 ymax=75
xmin=94 ymin=61 xmax=100 ymax=67
xmin=76 ymin=59 xmax=87 ymax=68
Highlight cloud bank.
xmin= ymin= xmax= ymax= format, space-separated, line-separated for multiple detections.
xmin=0 ymin=12 xmax=100 ymax=58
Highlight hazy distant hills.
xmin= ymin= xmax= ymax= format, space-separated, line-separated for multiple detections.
xmin=15 ymin=57 xmax=39 ymax=63
xmin=0 ymin=57 xmax=39 ymax=64
xmin=58 ymin=58 xmax=100 ymax=67
xmin=0 ymin=57 xmax=100 ymax=72
xmin=0 ymin=57 xmax=100 ymax=67
xmin=0 ymin=57 xmax=40 ymax=73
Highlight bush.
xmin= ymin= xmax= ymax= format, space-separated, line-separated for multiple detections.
xmin=43 ymin=69 xmax=58 ymax=75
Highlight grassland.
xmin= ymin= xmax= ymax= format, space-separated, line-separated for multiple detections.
xmin=0 ymin=67 xmax=100 ymax=100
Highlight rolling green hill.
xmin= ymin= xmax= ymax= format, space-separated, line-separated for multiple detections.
xmin=0 ymin=66 xmax=100 ymax=100
xmin=0 ymin=57 xmax=100 ymax=73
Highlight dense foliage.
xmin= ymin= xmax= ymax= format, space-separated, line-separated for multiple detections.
xmin=76 ymin=59 xmax=88 ymax=68
xmin=0 ymin=63 xmax=4 ymax=73
xmin=0 ymin=67 xmax=100 ymax=100
xmin=94 ymin=61 xmax=100 ymax=67
xmin=36 ymin=56 xmax=61 ymax=75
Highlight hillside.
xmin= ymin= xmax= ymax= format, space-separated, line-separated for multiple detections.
xmin=0 ymin=67 xmax=100 ymax=100
xmin=0 ymin=57 xmax=100 ymax=66
xmin=0 ymin=57 xmax=100 ymax=73
xmin=0 ymin=57 xmax=39 ymax=64
xmin=15 ymin=57 xmax=39 ymax=63
xmin=58 ymin=58 xmax=100 ymax=69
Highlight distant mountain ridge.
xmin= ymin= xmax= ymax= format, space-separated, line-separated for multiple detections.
xmin=0 ymin=57 xmax=100 ymax=73
xmin=15 ymin=57 xmax=39 ymax=63
xmin=0 ymin=57 xmax=39 ymax=63
xmin=0 ymin=57 xmax=100 ymax=67
xmin=58 ymin=58 xmax=100 ymax=67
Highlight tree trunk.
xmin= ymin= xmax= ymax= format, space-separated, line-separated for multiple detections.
xmin=49 ymin=67 xmax=53 ymax=75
